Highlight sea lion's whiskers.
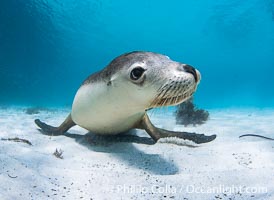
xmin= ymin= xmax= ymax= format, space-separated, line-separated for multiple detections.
xmin=158 ymin=98 xmax=166 ymax=107
xmin=152 ymin=79 xmax=182 ymax=107
xmin=171 ymin=96 xmax=177 ymax=105
xmin=167 ymin=97 xmax=173 ymax=106
xmin=175 ymin=95 xmax=181 ymax=105
xmin=150 ymin=89 xmax=164 ymax=107
xmin=160 ymin=82 xmax=174 ymax=99
xmin=148 ymin=83 xmax=166 ymax=114
xmin=176 ymin=95 xmax=184 ymax=104
xmin=151 ymin=82 xmax=172 ymax=107
xmin=160 ymin=99 xmax=168 ymax=113
xmin=155 ymin=83 xmax=168 ymax=98
xmin=175 ymin=77 xmax=183 ymax=96
xmin=162 ymin=97 xmax=170 ymax=107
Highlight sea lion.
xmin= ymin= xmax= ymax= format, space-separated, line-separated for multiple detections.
xmin=35 ymin=51 xmax=216 ymax=144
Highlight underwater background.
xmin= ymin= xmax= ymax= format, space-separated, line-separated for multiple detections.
xmin=0 ymin=0 xmax=274 ymax=109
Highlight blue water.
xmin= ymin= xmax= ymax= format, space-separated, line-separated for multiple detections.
xmin=0 ymin=0 xmax=274 ymax=108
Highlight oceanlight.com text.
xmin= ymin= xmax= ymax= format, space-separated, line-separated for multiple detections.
xmin=112 ymin=184 xmax=268 ymax=195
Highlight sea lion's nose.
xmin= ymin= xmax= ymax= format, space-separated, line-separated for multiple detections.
xmin=182 ymin=64 xmax=199 ymax=83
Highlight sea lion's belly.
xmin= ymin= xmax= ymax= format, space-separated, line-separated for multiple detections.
xmin=71 ymin=84 xmax=145 ymax=135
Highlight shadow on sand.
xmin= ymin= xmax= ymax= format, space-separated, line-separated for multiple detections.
xmin=40 ymin=129 xmax=179 ymax=175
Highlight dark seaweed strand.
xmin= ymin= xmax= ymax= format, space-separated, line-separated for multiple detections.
xmin=1 ymin=137 xmax=32 ymax=145
xmin=239 ymin=134 xmax=274 ymax=140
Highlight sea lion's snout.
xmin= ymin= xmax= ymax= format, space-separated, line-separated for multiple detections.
xmin=180 ymin=64 xmax=200 ymax=83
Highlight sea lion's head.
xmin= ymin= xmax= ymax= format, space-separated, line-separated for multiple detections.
xmin=103 ymin=51 xmax=201 ymax=109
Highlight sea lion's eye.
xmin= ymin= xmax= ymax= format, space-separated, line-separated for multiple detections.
xmin=130 ymin=67 xmax=145 ymax=80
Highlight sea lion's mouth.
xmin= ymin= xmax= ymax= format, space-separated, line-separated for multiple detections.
xmin=149 ymin=81 xmax=197 ymax=108
xmin=152 ymin=94 xmax=191 ymax=107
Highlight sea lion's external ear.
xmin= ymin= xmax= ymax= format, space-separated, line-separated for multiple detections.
xmin=138 ymin=113 xmax=216 ymax=144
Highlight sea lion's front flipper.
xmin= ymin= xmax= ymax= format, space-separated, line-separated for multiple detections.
xmin=139 ymin=113 xmax=216 ymax=144
xmin=35 ymin=114 xmax=76 ymax=136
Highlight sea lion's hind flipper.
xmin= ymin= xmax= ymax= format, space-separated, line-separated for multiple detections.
xmin=155 ymin=130 xmax=216 ymax=144
xmin=35 ymin=114 xmax=76 ymax=136
xmin=138 ymin=113 xmax=216 ymax=144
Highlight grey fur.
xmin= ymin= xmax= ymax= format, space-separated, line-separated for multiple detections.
xmin=82 ymin=51 xmax=171 ymax=85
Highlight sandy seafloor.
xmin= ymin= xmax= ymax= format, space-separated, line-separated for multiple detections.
xmin=0 ymin=107 xmax=273 ymax=200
